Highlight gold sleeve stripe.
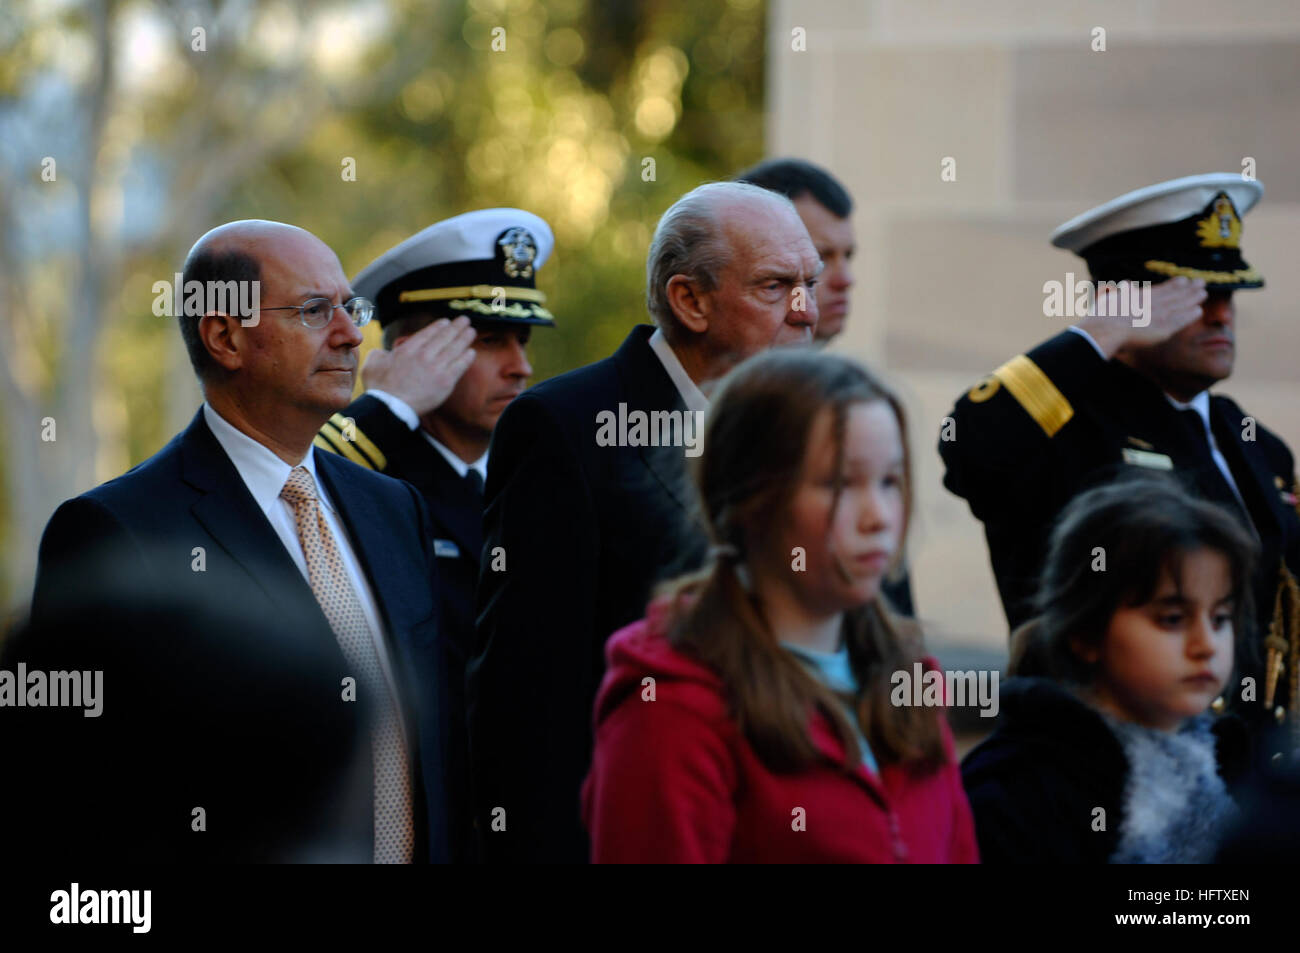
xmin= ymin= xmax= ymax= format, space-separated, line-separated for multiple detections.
xmin=329 ymin=413 xmax=388 ymax=471
xmin=319 ymin=420 xmax=375 ymax=470
xmin=992 ymin=354 xmax=1074 ymax=438
xmin=315 ymin=424 xmax=345 ymax=457
xmin=316 ymin=423 xmax=361 ymax=465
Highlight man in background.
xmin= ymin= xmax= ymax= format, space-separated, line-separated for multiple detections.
xmin=737 ymin=157 xmax=856 ymax=343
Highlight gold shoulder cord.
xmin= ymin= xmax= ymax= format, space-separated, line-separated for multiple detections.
xmin=1264 ymin=561 xmax=1300 ymax=754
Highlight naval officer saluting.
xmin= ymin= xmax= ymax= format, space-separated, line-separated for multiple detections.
xmin=316 ymin=209 xmax=557 ymax=861
xmin=940 ymin=173 xmax=1300 ymax=760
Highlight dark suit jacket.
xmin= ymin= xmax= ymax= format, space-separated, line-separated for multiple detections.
xmin=30 ymin=408 xmax=453 ymax=862
xmin=941 ymin=330 xmax=1300 ymax=751
xmin=316 ymin=393 xmax=482 ymax=863
xmin=468 ymin=324 xmax=712 ymax=863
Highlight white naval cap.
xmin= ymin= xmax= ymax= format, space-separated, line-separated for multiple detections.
xmin=354 ymin=208 xmax=556 ymax=327
xmin=1049 ymin=173 xmax=1265 ymax=290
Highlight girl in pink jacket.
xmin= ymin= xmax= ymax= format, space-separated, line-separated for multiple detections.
xmin=582 ymin=349 xmax=978 ymax=863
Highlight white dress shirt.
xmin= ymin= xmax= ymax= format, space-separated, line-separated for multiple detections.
xmin=201 ymin=402 xmax=408 ymax=722
xmin=648 ymin=327 xmax=709 ymax=413
xmin=368 ymin=389 xmax=488 ymax=481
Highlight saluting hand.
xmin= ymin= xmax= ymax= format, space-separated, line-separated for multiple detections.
xmin=361 ymin=316 xmax=478 ymax=416
xmin=1078 ymin=276 xmax=1208 ymax=359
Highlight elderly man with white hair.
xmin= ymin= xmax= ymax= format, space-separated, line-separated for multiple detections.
xmin=467 ymin=181 xmax=821 ymax=863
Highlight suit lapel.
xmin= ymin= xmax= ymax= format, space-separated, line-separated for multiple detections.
xmin=612 ymin=325 xmax=697 ymax=513
xmin=180 ymin=411 xmax=321 ymax=619
xmin=313 ymin=448 xmax=401 ymax=632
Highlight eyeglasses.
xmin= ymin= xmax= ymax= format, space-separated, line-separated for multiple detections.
xmin=259 ymin=297 xmax=375 ymax=329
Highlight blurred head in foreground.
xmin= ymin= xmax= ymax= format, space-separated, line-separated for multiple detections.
xmin=2 ymin=548 xmax=369 ymax=862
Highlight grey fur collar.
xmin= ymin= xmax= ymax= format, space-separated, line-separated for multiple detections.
xmin=1103 ymin=713 xmax=1238 ymax=864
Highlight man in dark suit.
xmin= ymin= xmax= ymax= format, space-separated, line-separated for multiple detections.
xmin=314 ymin=208 xmax=557 ymax=861
xmin=30 ymin=220 xmax=452 ymax=862
xmin=940 ymin=174 xmax=1300 ymax=759
xmin=468 ymin=181 xmax=822 ymax=862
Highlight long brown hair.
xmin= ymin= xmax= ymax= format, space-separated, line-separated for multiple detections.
xmin=660 ymin=349 xmax=947 ymax=773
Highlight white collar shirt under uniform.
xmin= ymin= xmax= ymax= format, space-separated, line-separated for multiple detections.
xmin=367 ymin=389 xmax=488 ymax=481
xmin=648 ymin=327 xmax=709 ymax=413
xmin=201 ymin=402 xmax=408 ymax=724
xmin=1163 ymin=389 xmax=1249 ymax=516
xmin=424 ymin=433 xmax=487 ymax=483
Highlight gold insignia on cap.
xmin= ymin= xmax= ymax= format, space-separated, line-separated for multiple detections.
xmin=1195 ymin=193 xmax=1242 ymax=249
xmin=499 ymin=227 xmax=537 ymax=280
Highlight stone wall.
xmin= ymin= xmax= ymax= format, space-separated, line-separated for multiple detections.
xmin=768 ymin=0 xmax=1300 ymax=656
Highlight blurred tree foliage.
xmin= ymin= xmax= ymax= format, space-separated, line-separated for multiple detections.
xmin=0 ymin=0 xmax=765 ymax=615
xmin=259 ymin=0 xmax=767 ymax=380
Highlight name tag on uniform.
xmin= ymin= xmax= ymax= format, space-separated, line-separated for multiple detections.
xmin=434 ymin=539 xmax=461 ymax=558
xmin=1122 ymin=448 xmax=1174 ymax=470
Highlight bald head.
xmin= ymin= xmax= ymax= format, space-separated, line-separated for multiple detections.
xmin=178 ymin=221 xmax=343 ymax=379
xmin=645 ymin=182 xmax=806 ymax=334
xmin=185 ymin=220 xmax=330 ymax=271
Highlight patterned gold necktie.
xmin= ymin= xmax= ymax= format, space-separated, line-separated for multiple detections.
xmin=280 ymin=466 xmax=414 ymax=863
